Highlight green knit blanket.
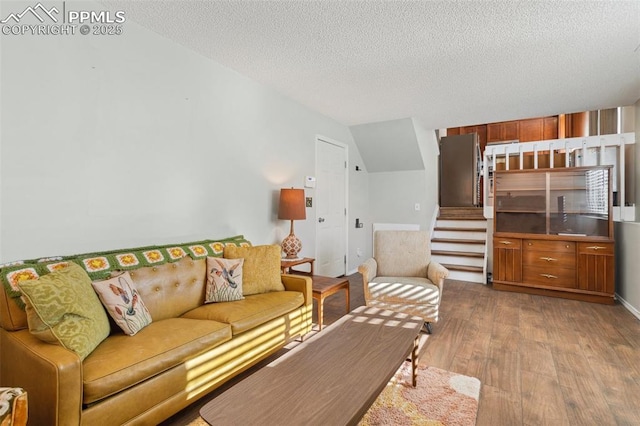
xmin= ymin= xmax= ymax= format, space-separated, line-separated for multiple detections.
xmin=0 ymin=235 xmax=251 ymax=310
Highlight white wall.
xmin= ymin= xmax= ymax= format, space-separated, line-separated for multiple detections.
xmin=348 ymin=157 xmax=370 ymax=272
xmin=615 ymin=222 xmax=640 ymax=319
xmin=614 ymin=98 xmax=640 ymax=318
xmin=357 ymin=121 xmax=440 ymax=262
xmin=636 ymin=100 xmax=640 ymax=222
xmin=350 ymin=118 xmax=424 ymax=173
xmin=368 ymin=170 xmax=430 ymax=229
xmin=413 ymin=119 xmax=440 ymax=222
xmin=0 ymin=3 xmax=368 ymax=269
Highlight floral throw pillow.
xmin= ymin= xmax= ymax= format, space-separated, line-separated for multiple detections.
xmin=92 ymin=271 xmax=152 ymax=336
xmin=205 ymin=257 xmax=244 ymax=303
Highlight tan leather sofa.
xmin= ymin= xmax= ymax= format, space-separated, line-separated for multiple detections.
xmin=0 ymin=237 xmax=312 ymax=425
xmin=358 ymin=230 xmax=448 ymax=333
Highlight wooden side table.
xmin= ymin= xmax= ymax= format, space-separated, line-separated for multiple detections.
xmin=311 ymin=275 xmax=350 ymax=330
xmin=281 ymin=258 xmax=349 ymax=330
xmin=280 ymin=257 xmax=314 ymax=275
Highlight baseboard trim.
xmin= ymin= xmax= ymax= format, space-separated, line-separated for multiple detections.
xmin=616 ymin=293 xmax=640 ymax=320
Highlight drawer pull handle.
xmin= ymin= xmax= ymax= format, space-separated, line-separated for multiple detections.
xmin=539 ymin=257 xmax=557 ymax=262
xmin=540 ymin=274 xmax=558 ymax=279
xmin=500 ymin=241 xmax=513 ymax=245
xmin=586 ymin=246 xmax=606 ymax=251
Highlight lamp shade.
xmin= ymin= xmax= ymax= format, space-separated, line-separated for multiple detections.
xmin=278 ymin=189 xmax=306 ymax=220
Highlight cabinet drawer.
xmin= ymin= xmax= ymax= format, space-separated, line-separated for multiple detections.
xmin=523 ymin=265 xmax=576 ymax=288
xmin=523 ymin=251 xmax=575 ymax=268
xmin=577 ymin=242 xmax=614 ymax=255
xmin=524 ymin=240 xmax=575 ymax=253
xmin=494 ymin=237 xmax=521 ymax=248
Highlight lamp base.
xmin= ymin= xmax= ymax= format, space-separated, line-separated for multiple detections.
xmin=281 ymin=234 xmax=302 ymax=259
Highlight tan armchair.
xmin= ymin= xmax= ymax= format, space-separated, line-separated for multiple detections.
xmin=358 ymin=230 xmax=448 ymax=333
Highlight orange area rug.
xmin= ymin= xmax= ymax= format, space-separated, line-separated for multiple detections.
xmin=359 ymin=363 xmax=481 ymax=426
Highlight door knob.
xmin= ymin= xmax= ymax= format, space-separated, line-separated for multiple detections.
xmin=318 ymin=217 xmax=325 ymax=223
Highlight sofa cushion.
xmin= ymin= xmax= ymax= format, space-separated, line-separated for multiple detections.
xmin=369 ymin=277 xmax=440 ymax=305
xmin=128 ymin=256 xmax=207 ymax=321
xmin=17 ymin=263 xmax=110 ymax=360
xmin=205 ymin=257 xmax=244 ymax=303
xmin=181 ymin=291 xmax=304 ymax=335
xmin=223 ymin=245 xmax=284 ymax=295
xmin=92 ymin=272 xmax=153 ymax=336
xmin=82 ymin=317 xmax=231 ymax=404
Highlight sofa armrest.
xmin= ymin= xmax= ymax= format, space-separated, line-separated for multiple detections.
xmin=0 ymin=329 xmax=82 ymax=426
xmin=427 ymin=261 xmax=449 ymax=291
xmin=281 ymin=274 xmax=312 ymax=306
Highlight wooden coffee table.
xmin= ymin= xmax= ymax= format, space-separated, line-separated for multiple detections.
xmin=200 ymin=306 xmax=423 ymax=426
xmin=311 ymin=275 xmax=350 ymax=330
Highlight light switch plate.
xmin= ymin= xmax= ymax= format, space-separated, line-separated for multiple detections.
xmin=304 ymin=176 xmax=316 ymax=188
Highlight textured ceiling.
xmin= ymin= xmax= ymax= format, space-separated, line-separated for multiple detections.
xmin=103 ymin=1 xmax=640 ymax=129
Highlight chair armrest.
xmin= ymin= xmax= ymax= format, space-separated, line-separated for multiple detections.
xmin=427 ymin=261 xmax=449 ymax=290
xmin=281 ymin=274 xmax=313 ymax=307
xmin=0 ymin=329 xmax=82 ymax=426
xmin=358 ymin=258 xmax=377 ymax=285
xmin=358 ymin=259 xmax=378 ymax=302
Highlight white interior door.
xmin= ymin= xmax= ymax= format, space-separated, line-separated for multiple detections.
xmin=315 ymin=137 xmax=347 ymax=277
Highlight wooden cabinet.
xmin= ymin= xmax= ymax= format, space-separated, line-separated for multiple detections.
xmin=522 ymin=240 xmax=576 ymax=288
xmin=448 ymin=124 xmax=488 ymax=154
xmin=487 ymin=120 xmax=519 ymax=143
xmin=451 ymin=115 xmax=559 ymax=147
xmin=492 ymin=166 xmax=615 ymax=304
xmin=514 ymin=117 xmax=559 ymax=142
xmin=493 ymin=237 xmax=521 ymax=282
xmin=577 ymin=242 xmax=615 ymax=294
xmin=519 ymin=118 xmax=543 ymax=142
xmin=543 ymin=116 xmax=559 ymax=140
xmin=560 ymin=112 xmax=589 ymax=138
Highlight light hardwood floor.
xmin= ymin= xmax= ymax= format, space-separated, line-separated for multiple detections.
xmin=165 ymin=274 xmax=640 ymax=425
xmin=423 ymin=279 xmax=640 ymax=426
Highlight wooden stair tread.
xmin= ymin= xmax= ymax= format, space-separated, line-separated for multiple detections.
xmin=442 ymin=264 xmax=484 ymax=272
xmin=432 ymin=250 xmax=484 ymax=258
xmin=439 ymin=207 xmax=483 ymax=211
xmin=436 ymin=216 xmax=487 ymax=221
xmin=438 ymin=207 xmax=485 ymax=219
xmin=434 ymin=227 xmax=487 ymax=232
xmin=432 ymin=238 xmax=486 ymax=244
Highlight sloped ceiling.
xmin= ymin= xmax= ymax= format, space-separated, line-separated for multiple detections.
xmin=101 ymin=0 xmax=640 ymax=130
xmin=351 ymin=118 xmax=424 ymax=173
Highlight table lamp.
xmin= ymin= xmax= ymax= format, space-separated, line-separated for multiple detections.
xmin=278 ymin=188 xmax=306 ymax=259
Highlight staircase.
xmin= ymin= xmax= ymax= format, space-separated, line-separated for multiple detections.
xmin=431 ymin=207 xmax=487 ymax=284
